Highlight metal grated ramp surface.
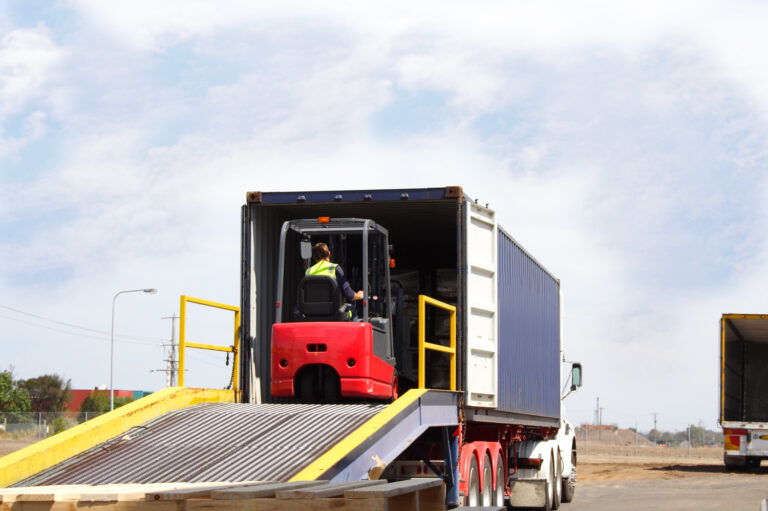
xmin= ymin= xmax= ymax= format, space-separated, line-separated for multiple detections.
xmin=17 ymin=402 xmax=387 ymax=486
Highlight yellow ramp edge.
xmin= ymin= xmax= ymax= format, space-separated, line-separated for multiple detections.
xmin=290 ymin=388 xmax=428 ymax=482
xmin=0 ymin=387 xmax=235 ymax=488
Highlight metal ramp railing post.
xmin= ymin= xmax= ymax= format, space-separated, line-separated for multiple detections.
xmin=418 ymin=295 xmax=456 ymax=390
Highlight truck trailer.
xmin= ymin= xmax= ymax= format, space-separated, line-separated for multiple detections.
xmin=721 ymin=313 xmax=768 ymax=470
xmin=0 ymin=185 xmax=582 ymax=511
xmin=240 ymin=186 xmax=582 ymax=508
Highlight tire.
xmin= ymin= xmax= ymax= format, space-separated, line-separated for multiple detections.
xmin=725 ymin=456 xmax=747 ymax=472
xmin=493 ymin=451 xmax=505 ymax=507
xmin=298 ymin=371 xmax=318 ymax=402
xmin=390 ymin=370 xmax=399 ymax=402
xmin=561 ymin=448 xmax=576 ymax=503
xmin=467 ymin=454 xmax=480 ymax=507
xmin=551 ymin=449 xmax=562 ymax=510
xmin=321 ymin=367 xmax=340 ymax=403
xmin=481 ymin=453 xmax=493 ymax=506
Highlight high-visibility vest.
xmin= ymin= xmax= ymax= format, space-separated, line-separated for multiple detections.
xmin=306 ymin=260 xmax=338 ymax=278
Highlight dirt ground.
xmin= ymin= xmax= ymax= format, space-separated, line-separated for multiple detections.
xmin=0 ymin=438 xmax=35 ymax=457
xmin=577 ymin=451 xmax=729 ymax=482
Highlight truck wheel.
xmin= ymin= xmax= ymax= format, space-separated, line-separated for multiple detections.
xmin=481 ymin=453 xmax=493 ymax=506
xmin=493 ymin=451 xmax=505 ymax=507
xmin=467 ymin=455 xmax=480 ymax=506
xmin=724 ymin=456 xmax=747 ymax=472
xmin=551 ymin=450 xmax=561 ymax=510
xmin=561 ymin=449 xmax=576 ymax=503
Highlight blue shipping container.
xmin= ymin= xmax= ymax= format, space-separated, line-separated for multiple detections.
xmin=496 ymin=227 xmax=560 ymax=420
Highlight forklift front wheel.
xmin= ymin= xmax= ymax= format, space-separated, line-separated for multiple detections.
xmin=391 ymin=370 xmax=399 ymax=402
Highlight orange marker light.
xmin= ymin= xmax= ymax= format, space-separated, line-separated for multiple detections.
xmin=318 ymin=216 xmax=330 ymax=223
xmin=390 ymin=258 xmax=396 ymax=268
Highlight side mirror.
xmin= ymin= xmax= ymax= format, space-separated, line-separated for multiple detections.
xmin=571 ymin=363 xmax=582 ymax=391
xmin=300 ymin=241 xmax=312 ymax=260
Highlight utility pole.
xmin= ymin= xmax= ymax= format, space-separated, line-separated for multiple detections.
xmin=652 ymin=412 xmax=658 ymax=443
xmin=598 ymin=407 xmax=604 ymax=440
xmin=161 ymin=314 xmax=179 ymax=387
xmin=594 ymin=397 xmax=600 ymax=425
xmin=635 ymin=421 xmax=638 ymax=456
xmin=585 ymin=424 xmax=588 ymax=455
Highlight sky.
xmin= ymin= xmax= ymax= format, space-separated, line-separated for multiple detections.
xmin=2 ymin=1 xmax=768 ymax=432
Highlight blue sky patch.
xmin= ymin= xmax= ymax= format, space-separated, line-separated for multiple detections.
xmin=371 ymin=89 xmax=447 ymax=137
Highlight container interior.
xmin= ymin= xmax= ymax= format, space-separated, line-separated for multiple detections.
xmin=245 ymin=197 xmax=461 ymax=402
xmin=723 ymin=316 xmax=768 ymax=422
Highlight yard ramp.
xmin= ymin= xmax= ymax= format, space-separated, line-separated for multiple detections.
xmin=2 ymin=389 xmax=458 ymax=487
xmin=0 ymin=387 xmax=235 ymax=488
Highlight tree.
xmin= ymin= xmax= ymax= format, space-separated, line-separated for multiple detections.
xmin=78 ymin=390 xmax=109 ymax=413
xmin=114 ymin=396 xmax=134 ymax=408
xmin=0 ymin=370 xmax=31 ymax=413
xmin=78 ymin=390 xmax=134 ymax=421
xmin=20 ymin=374 xmax=72 ymax=412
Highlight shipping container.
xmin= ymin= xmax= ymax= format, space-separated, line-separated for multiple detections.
xmin=240 ymin=186 xmax=561 ymax=427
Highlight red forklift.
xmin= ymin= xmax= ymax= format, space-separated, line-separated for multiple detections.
xmin=270 ymin=217 xmax=398 ymax=402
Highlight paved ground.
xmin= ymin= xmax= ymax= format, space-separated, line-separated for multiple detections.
xmin=568 ymin=455 xmax=767 ymax=511
xmin=569 ymin=474 xmax=767 ymax=511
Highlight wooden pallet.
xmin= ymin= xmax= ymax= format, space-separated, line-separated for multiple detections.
xmin=0 ymin=478 xmax=445 ymax=511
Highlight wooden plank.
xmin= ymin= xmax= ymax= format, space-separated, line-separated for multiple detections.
xmin=345 ymin=478 xmax=443 ymax=498
xmin=187 ymin=498 xmax=377 ymax=511
xmin=0 ymin=485 xmax=94 ymax=503
xmin=250 ymin=498 xmax=380 ymax=511
xmin=2 ymin=479 xmax=445 ymax=510
xmin=10 ymin=483 xmax=200 ymax=503
xmin=1 ymin=502 xmax=179 ymax=511
xmin=416 ymin=482 xmax=445 ymax=511
xmin=77 ymin=483 xmax=192 ymax=502
xmin=211 ymin=481 xmax=328 ymax=499
xmin=146 ymin=481 xmax=268 ymax=501
xmin=383 ymin=492 xmax=418 ymax=511
xmin=277 ymin=479 xmax=385 ymax=499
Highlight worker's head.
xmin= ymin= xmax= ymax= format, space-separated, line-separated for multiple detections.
xmin=312 ymin=242 xmax=331 ymax=262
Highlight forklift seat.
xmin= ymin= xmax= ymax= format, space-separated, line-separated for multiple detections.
xmin=296 ymin=276 xmax=349 ymax=321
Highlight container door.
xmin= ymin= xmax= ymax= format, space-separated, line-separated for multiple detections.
xmin=465 ymin=201 xmax=497 ymax=408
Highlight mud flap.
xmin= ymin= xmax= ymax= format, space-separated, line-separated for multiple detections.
xmin=509 ymin=479 xmax=547 ymax=508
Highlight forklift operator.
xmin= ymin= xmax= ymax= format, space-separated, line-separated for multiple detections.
xmin=306 ymin=243 xmax=364 ymax=302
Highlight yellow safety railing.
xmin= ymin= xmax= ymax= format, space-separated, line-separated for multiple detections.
xmin=179 ymin=295 xmax=241 ymax=391
xmin=418 ymin=294 xmax=457 ymax=390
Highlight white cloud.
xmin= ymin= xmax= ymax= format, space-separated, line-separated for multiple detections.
xmin=0 ymin=24 xmax=67 ymax=163
xmin=0 ymin=25 xmax=64 ymax=116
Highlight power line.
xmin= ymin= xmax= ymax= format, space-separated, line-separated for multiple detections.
xmin=0 ymin=312 xmax=160 ymax=347
xmin=0 ymin=303 xmax=163 ymax=342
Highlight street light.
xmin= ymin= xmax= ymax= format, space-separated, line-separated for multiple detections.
xmin=111 ymin=288 xmax=157 ymax=411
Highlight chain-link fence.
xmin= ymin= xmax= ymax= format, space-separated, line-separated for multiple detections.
xmin=0 ymin=411 xmax=107 ymax=441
